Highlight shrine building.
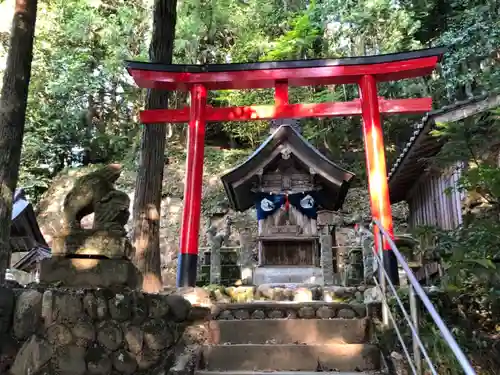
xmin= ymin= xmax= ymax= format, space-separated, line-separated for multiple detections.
xmin=221 ymin=119 xmax=355 ymax=285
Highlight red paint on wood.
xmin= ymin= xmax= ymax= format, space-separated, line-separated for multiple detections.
xmin=139 ymin=98 xmax=432 ymax=124
xmin=275 ymin=81 xmax=289 ymax=107
xmin=359 ymin=75 xmax=394 ymax=252
xmin=179 ymin=84 xmax=207 ymax=256
xmin=128 ymin=56 xmax=440 ymax=91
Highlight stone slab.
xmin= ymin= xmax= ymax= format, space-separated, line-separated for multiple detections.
xmin=201 ymin=344 xmax=380 ymax=371
xmin=39 ymin=257 xmax=141 ymax=288
xmin=208 ymin=318 xmax=369 ymax=344
xmin=51 ymin=229 xmax=133 ymax=258
xmin=253 ymin=267 xmax=324 ymax=285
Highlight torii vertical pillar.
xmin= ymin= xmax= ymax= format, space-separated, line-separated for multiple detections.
xmin=177 ymin=84 xmax=207 ymax=287
xmin=359 ymin=75 xmax=399 ymax=285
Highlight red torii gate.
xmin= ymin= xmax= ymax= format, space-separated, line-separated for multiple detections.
xmin=126 ymin=46 xmax=446 ymax=287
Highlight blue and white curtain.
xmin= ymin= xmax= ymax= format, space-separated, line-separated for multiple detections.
xmin=287 ymin=191 xmax=321 ymax=219
xmin=254 ymin=191 xmax=322 ymax=220
xmin=254 ymin=193 xmax=286 ymax=220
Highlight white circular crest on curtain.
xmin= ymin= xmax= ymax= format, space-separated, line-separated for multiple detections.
xmin=300 ymin=195 xmax=314 ymax=209
xmin=261 ymin=198 xmax=275 ymax=212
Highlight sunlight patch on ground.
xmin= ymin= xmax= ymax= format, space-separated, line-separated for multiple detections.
xmin=71 ymin=257 xmax=99 ymax=270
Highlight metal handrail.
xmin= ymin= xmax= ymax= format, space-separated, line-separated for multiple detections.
xmin=360 ymin=219 xmax=476 ymax=375
xmin=373 ymin=246 xmax=439 ymax=375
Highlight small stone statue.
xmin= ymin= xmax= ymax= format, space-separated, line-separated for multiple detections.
xmin=354 ymin=222 xmax=377 ymax=284
xmin=344 ymin=247 xmax=364 ymax=285
xmin=206 ymin=216 xmax=232 ymax=285
xmin=342 ymin=221 xmax=377 ymax=286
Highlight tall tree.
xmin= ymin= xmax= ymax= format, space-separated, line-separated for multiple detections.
xmin=0 ymin=0 xmax=38 ymax=283
xmin=18 ymin=0 xmax=150 ymax=200
xmin=132 ymin=0 xmax=177 ymax=292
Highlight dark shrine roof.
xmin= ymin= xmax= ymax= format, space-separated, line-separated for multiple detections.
xmin=125 ymin=47 xmax=446 ymax=91
xmin=12 ymin=247 xmax=51 ymax=272
xmin=221 ymin=124 xmax=355 ymax=212
xmin=10 ymin=189 xmax=49 ymax=253
xmin=388 ymin=94 xmax=500 ymax=203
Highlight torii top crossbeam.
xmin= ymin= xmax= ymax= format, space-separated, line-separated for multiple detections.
xmin=127 ymin=47 xmax=444 ymax=90
xmin=126 ymin=46 xmax=446 ymax=287
xmin=127 ymin=47 xmax=445 ymax=124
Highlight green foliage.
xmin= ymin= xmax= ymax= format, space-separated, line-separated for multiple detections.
xmin=261 ymin=1 xmax=322 ymax=61
xmin=399 ymin=0 xmax=500 ymax=101
xmin=0 ymin=0 xmax=494 ymax=201
xmin=173 ymin=0 xmax=430 ymax=169
xmin=436 ymin=1 xmax=500 ymax=98
xmin=416 ymin=222 xmax=500 ymax=295
xmin=433 ymin=107 xmax=500 ymax=163
xmin=12 ymin=0 xmax=151 ymax=200
xmin=380 ymin=286 xmax=499 ymax=374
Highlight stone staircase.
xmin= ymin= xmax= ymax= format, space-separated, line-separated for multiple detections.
xmin=195 ymin=302 xmax=384 ymax=375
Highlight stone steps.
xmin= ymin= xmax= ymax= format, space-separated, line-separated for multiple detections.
xmin=199 ymin=344 xmax=381 ymax=372
xmin=197 ymin=371 xmax=384 ymax=375
xmin=197 ymin=302 xmax=384 ymax=374
xmin=207 ymin=318 xmax=369 ymax=344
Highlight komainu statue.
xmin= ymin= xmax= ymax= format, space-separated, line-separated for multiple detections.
xmin=206 ymin=216 xmax=232 ymax=284
xmin=39 ymin=164 xmax=140 ymax=288
xmin=62 ymin=163 xmax=129 ymax=233
xmin=53 ymin=163 xmax=133 ymax=259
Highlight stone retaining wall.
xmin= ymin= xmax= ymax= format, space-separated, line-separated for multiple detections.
xmin=0 ymin=286 xmax=206 ymax=375
xmin=207 ymin=284 xmax=369 ymax=303
xmin=211 ymin=301 xmax=380 ymax=320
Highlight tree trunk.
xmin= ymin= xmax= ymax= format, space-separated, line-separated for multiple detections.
xmin=0 ymin=0 xmax=38 ymax=283
xmin=132 ymin=0 xmax=177 ymax=293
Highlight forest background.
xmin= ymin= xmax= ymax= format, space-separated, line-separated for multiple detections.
xmin=0 ymin=0 xmax=498 ymax=199
xmin=0 ymin=0 xmax=499 ymax=373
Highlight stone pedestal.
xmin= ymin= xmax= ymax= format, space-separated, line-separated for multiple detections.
xmin=253 ymin=266 xmax=324 ymax=285
xmin=42 ymin=229 xmax=140 ymax=288
xmin=51 ymin=229 xmax=134 ymax=259
xmin=39 ymin=257 xmax=141 ymax=288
